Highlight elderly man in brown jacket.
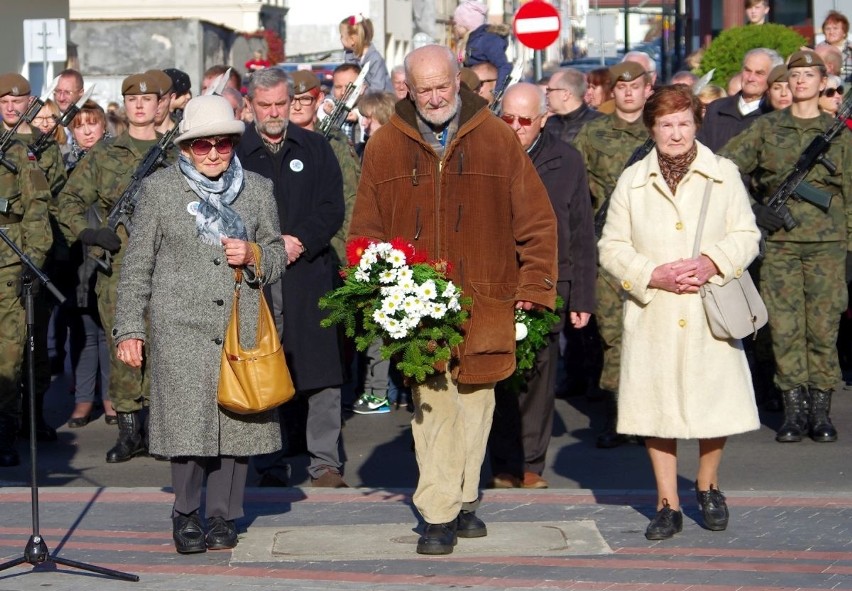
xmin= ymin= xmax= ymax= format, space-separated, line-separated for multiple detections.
xmin=350 ymin=44 xmax=557 ymax=556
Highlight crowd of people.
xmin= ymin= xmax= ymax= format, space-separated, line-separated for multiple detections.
xmin=0 ymin=0 xmax=850 ymax=558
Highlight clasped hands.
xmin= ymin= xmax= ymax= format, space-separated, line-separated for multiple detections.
xmin=649 ymin=255 xmax=719 ymax=294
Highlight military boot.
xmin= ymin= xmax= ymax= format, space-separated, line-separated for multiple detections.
xmin=0 ymin=413 xmax=20 ymax=467
xmin=596 ymin=391 xmax=627 ymax=448
xmin=775 ymin=386 xmax=808 ymax=443
xmin=106 ymin=411 xmax=146 ymax=463
xmin=808 ymin=388 xmax=838 ymax=443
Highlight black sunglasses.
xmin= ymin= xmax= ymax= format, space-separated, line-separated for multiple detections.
xmin=190 ymin=136 xmax=234 ymax=157
xmin=822 ymin=86 xmax=844 ymax=98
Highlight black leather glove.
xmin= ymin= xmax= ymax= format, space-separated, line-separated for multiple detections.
xmin=16 ymin=269 xmax=39 ymax=298
xmin=846 ymin=251 xmax=852 ymax=284
xmin=752 ymin=204 xmax=785 ymax=234
xmin=79 ymin=228 xmax=121 ymax=252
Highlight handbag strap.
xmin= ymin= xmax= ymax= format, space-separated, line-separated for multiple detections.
xmin=231 ymin=242 xmax=263 ymax=287
xmin=692 ymin=177 xmax=715 ymax=259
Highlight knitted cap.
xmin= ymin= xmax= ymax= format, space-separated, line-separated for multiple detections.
xmin=453 ymin=1 xmax=487 ymax=32
xmin=163 ymin=68 xmax=192 ymax=96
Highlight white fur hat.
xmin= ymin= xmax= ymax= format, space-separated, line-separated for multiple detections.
xmin=174 ymin=95 xmax=245 ymax=145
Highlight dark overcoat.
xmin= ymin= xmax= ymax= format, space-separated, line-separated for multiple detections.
xmin=236 ymin=124 xmax=345 ymax=391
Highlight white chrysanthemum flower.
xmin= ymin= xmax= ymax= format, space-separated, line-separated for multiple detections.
xmin=373 ymin=242 xmax=392 ymax=254
xmin=381 ymin=297 xmax=401 ymax=314
xmin=418 ymin=280 xmax=437 ymax=301
xmin=442 ymin=281 xmax=458 ymax=298
xmin=396 ymin=267 xmax=414 ymax=282
xmin=429 ymin=302 xmax=447 ymax=318
xmin=385 ymin=286 xmax=405 ymax=302
xmin=447 ymin=296 xmax=461 ymax=311
xmin=387 ymin=248 xmax=407 ymax=268
xmin=378 ymin=269 xmax=397 ymax=284
xmin=515 ymin=322 xmax=528 ymax=341
xmin=400 ymin=313 xmax=421 ymax=330
xmin=354 ymin=269 xmax=370 ymax=282
xmin=373 ymin=309 xmax=388 ymax=323
xmin=398 ymin=278 xmax=416 ymax=293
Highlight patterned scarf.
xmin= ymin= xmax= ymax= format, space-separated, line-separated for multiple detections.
xmin=657 ymin=143 xmax=697 ymax=194
xmin=178 ymin=153 xmax=248 ymax=246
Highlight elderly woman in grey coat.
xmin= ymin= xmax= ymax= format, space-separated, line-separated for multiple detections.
xmin=113 ymin=95 xmax=285 ymax=555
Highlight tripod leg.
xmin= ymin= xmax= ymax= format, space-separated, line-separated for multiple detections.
xmin=0 ymin=556 xmax=27 ymax=571
xmin=50 ymin=555 xmax=140 ymax=582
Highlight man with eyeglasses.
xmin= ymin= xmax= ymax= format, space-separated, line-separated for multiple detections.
xmin=543 ymin=68 xmax=602 ymax=144
xmin=237 ymin=68 xmax=347 ymax=489
xmin=488 ymin=82 xmax=595 ymax=490
xmin=54 ymin=69 xmax=85 ymax=149
xmin=58 ymin=71 xmax=178 ymax=463
xmin=0 ymin=73 xmax=54 ymax=467
xmin=470 ymin=62 xmax=499 ymax=107
xmin=572 ymin=61 xmax=652 ymax=450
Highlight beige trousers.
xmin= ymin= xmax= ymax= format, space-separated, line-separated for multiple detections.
xmin=411 ymin=371 xmax=496 ymax=525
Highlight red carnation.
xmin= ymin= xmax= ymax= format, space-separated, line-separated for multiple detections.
xmin=346 ymin=237 xmax=374 ymax=266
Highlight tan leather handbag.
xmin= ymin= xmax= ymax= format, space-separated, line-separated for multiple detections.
xmin=217 ymin=243 xmax=294 ymax=414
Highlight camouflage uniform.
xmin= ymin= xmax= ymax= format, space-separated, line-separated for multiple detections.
xmin=572 ymin=114 xmax=649 ymax=395
xmin=0 ymin=141 xmax=53 ymax=465
xmin=326 ymin=128 xmax=360 ymax=264
xmin=57 ymin=132 xmax=176 ymax=415
xmin=720 ymin=107 xmax=852 ymax=441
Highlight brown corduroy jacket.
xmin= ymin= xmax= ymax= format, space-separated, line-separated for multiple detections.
xmin=350 ymin=88 xmax=557 ymax=384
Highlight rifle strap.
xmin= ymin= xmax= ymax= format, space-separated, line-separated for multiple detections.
xmin=0 ymin=212 xmax=23 ymax=224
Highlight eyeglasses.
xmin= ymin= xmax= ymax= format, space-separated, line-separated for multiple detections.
xmin=544 ymin=87 xmax=569 ymax=94
xmin=500 ymin=114 xmax=540 ymax=127
xmin=292 ymin=95 xmax=317 ymax=106
xmin=189 ymin=136 xmax=234 ymax=157
xmin=478 ymin=79 xmax=498 ymax=84
xmin=54 ymin=89 xmax=81 ymax=97
xmin=31 ymin=116 xmax=55 ymax=126
xmin=822 ymin=86 xmax=844 ymax=97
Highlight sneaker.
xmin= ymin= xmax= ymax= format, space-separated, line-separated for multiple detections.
xmin=352 ymin=394 xmax=390 ymax=415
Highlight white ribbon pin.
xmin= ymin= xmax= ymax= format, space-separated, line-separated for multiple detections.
xmin=290 ymin=159 xmax=304 ymax=172
xmin=187 ymin=201 xmax=200 ymax=215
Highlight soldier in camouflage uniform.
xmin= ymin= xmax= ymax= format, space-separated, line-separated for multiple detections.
xmin=572 ymin=61 xmax=651 ymax=448
xmin=58 ymin=71 xmax=176 ymax=463
xmin=720 ymin=50 xmax=852 ymax=443
xmin=0 ymin=79 xmax=53 ymax=465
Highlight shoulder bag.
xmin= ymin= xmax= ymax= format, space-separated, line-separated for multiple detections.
xmin=694 ymin=177 xmax=768 ymax=341
xmin=218 ymin=242 xmax=295 ymax=414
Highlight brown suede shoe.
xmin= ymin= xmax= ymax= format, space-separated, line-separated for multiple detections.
xmin=311 ymin=469 xmax=349 ymax=488
xmin=522 ymin=472 xmax=549 ymax=489
xmin=491 ymin=473 xmax=521 ymax=488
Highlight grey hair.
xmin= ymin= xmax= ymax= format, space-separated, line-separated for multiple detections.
xmin=671 ymin=70 xmax=699 ymax=85
xmin=553 ymin=68 xmax=587 ymax=97
xmin=391 ymin=64 xmax=405 ymax=77
xmin=404 ymin=44 xmax=458 ymax=81
xmin=503 ymin=82 xmax=547 ymax=116
xmin=246 ymin=67 xmax=293 ymax=100
xmin=743 ymin=47 xmax=784 ymax=69
xmin=623 ymin=51 xmax=656 ymax=73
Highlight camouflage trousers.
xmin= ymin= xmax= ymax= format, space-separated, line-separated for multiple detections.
xmin=595 ymin=270 xmax=623 ymax=394
xmin=762 ymin=240 xmax=847 ymax=391
xmin=0 ymin=266 xmax=25 ymax=415
xmin=96 ymin=270 xmax=148 ymax=413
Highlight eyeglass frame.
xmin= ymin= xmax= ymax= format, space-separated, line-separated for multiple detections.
xmin=499 ymin=113 xmax=543 ymax=127
xmin=544 ymin=87 xmax=570 ymax=94
xmin=292 ymin=94 xmax=318 ymax=107
xmin=821 ymin=86 xmax=844 ymax=98
xmin=188 ymin=136 xmax=235 ymax=157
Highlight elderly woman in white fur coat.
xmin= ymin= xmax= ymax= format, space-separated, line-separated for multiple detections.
xmin=598 ymin=85 xmax=761 ymax=542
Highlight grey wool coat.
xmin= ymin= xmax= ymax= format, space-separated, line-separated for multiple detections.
xmin=113 ymin=163 xmax=286 ymax=458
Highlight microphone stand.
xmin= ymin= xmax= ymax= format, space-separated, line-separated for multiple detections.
xmin=0 ymin=228 xmax=138 ymax=582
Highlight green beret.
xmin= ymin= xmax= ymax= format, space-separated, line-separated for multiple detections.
xmin=459 ymin=67 xmax=481 ymax=91
xmin=291 ymin=70 xmax=320 ymax=95
xmin=767 ymin=65 xmax=789 ymax=85
xmin=122 ymin=71 xmax=168 ymax=96
xmin=0 ymin=73 xmax=31 ymax=98
xmin=609 ymin=61 xmax=646 ymax=83
xmin=787 ymin=50 xmax=825 ymax=69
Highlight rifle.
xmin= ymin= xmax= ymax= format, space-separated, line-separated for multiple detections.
xmin=318 ymin=62 xmax=370 ymax=138
xmin=763 ymin=91 xmax=852 ymax=233
xmin=593 ymin=137 xmax=656 ymax=238
xmin=490 ymin=50 xmax=527 ymax=114
xmin=31 ymin=85 xmax=96 ymax=157
xmin=0 ymin=76 xmax=59 ymax=173
xmin=88 ymin=110 xmax=183 ymax=276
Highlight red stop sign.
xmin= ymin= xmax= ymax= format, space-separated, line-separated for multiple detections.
xmin=513 ymin=0 xmax=561 ymax=50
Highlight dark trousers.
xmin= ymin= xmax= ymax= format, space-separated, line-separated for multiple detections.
xmin=69 ymin=309 xmax=110 ymax=404
xmin=170 ymin=456 xmax=248 ymax=520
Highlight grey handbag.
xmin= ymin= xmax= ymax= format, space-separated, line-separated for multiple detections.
xmin=694 ymin=178 xmax=768 ymax=340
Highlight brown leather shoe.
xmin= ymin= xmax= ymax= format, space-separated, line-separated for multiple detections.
xmin=522 ymin=472 xmax=549 ymax=489
xmin=491 ymin=473 xmax=521 ymax=488
xmin=311 ymin=469 xmax=349 ymax=488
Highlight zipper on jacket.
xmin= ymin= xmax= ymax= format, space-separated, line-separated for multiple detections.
xmin=411 ymin=152 xmax=419 ymax=186
xmin=414 ymin=206 xmax=422 ymax=240
xmin=455 ymin=204 xmax=462 ymax=232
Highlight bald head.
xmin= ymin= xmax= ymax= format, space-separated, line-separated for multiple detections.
xmin=403 ymin=45 xmax=461 ymax=128
xmin=404 ymin=45 xmax=459 ymax=85
xmin=501 ymin=83 xmax=547 ymax=150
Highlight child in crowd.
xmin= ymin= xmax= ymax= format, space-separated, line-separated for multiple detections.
xmin=452 ymin=0 xmax=511 ymax=90
xmin=340 ymin=14 xmax=393 ymax=93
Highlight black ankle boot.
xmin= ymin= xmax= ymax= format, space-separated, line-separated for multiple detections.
xmin=695 ymin=483 xmax=729 ymax=531
xmin=456 ymin=510 xmax=487 ymax=538
xmin=106 ymin=411 xmax=146 ymax=463
xmin=416 ymin=522 xmax=457 ymax=555
xmin=644 ymin=499 xmax=683 ymax=540
xmin=596 ymin=391 xmax=627 ymax=449
xmin=0 ymin=413 xmax=20 ymax=468
xmin=808 ymin=388 xmax=838 ymax=443
xmin=776 ymin=386 xmax=808 ymax=443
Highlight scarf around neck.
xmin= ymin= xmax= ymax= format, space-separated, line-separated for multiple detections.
xmin=657 ymin=143 xmax=697 ymax=194
xmin=178 ymin=153 xmax=248 ymax=246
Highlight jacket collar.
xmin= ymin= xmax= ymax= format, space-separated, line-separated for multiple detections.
xmin=240 ymin=121 xmax=308 ymax=156
xmin=630 ymin=141 xmax=723 ymax=189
